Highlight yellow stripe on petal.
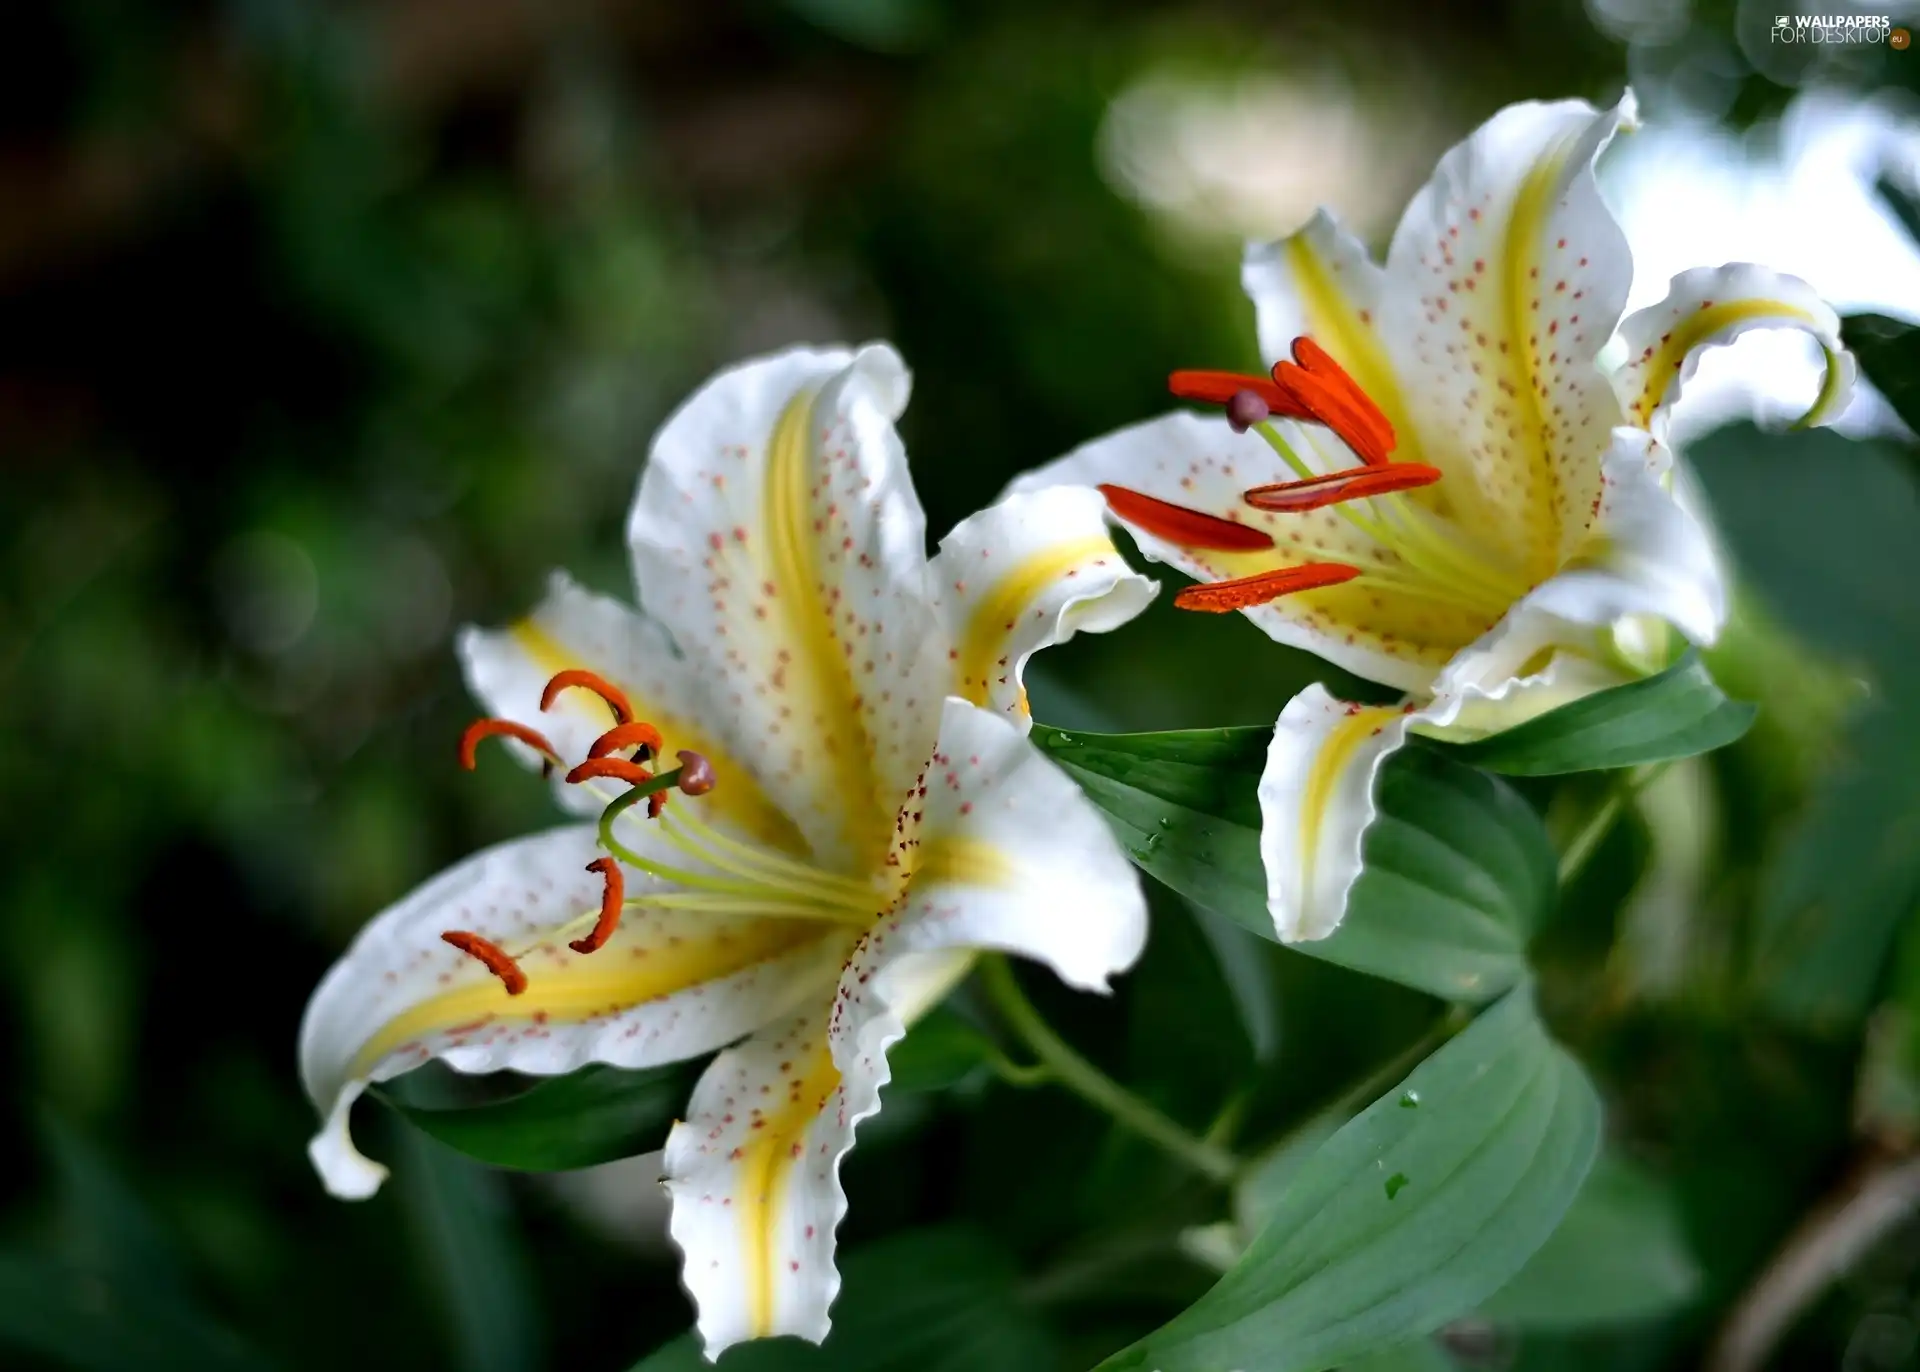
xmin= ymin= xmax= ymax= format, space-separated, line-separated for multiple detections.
xmin=349 ymin=921 xmax=825 ymax=1078
xmin=1501 ymin=143 xmax=1573 ymax=561
xmin=1630 ymin=299 xmax=1820 ymax=426
xmin=915 ymin=835 xmax=1013 ymax=889
xmin=739 ymin=1038 xmax=841 ymax=1337
xmin=1299 ymin=704 xmax=1401 ymax=893
xmin=763 ymin=392 xmax=891 ymax=865
xmin=954 ymin=537 xmax=1111 ymax=712
xmin=510 ymin=620 xmax=803 ymax=851
xmin=1287 ymin=234 xmax=1421 ymax=465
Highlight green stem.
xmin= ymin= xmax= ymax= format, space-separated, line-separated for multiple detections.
xmin=1557 ymin=761 xmax=1673 ymax=885
xmin=976 ymin=954 xmax=1240 ymax=1186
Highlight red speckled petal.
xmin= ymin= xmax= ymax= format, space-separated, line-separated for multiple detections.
xmin=1383 ymin=96 xmax=1638 ymax=578
xmin=299 ymin=824 xmax=845 ymax=1201
xmin=627 ymin=346 xmax=949 ymax=874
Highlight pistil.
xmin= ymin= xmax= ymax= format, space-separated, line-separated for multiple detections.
xmin=442 ymin=671 xmax=890 ymax=997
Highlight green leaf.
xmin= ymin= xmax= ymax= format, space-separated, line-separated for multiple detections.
xmin=1477 ymin=1154 xmax=1700 ymax=1329
xmin=1688 ymin=425 xmax=1920 ymax=678
xmin=1843 ymin=311 xmax=1920 ymax=437
xmin=379 ymin=1062 xmax=690 ymax=1171
xmin=0 ymin=1252 xmax=273 ymax=1372
xmin=1095 ymin=986 xmax=1601 ymax=1372
xmin=1441 ymin=652 xmax=1755 ymax=776
xmin=1128 ymin=900 xmax=1261 ymax=1130
xmin=884 ymin=1007 xmax=1000 ymax=1094
xmin=627 ymin=1226 xmax=1054 ymax=1371
xmin=1033 ymin=725 xmax=1554 ymax=1002
xmin=1342 ymin=1342 xmax=1457 ymax=1371
xmin=395 ymin=1128 xmax=542 ymax=1372
xmin=37 ymin=1114 xmax=188 ymax=1296
xmin=1751 ymin=701 xmax=1920 ymax=1027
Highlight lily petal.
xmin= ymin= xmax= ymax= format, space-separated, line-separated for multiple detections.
xmin=459 ymin=571 xmax=801 ymax=848
xmin=874 ymin=698 xmax=1148 ymax=991
xmin=1610 ymin=262 xmax=1857 ymax=442
xmin=1243 ymin=209 xmax=1420 ymax=461
xmin=661 ymin=997 xmax=848 ymax=1360
xmin=1523 ymin=428 xmax=1728 ymax=647
xmin=663 ymin=939 xmax=973 ymax=1361
xmin=299 ymin=825 xmax=847 ymax=1201
xmin=1425 ymin=646 xmax=1630 ymax=741
xmin=1258 ymin=687 xmax=1423 ymax=942
xmin=1383 ymin=95 xmax=1639 ymax=574
xmin=1013 ymin=415 xmax=1499 ymax=694
xmin=627 ymin=345 xmax=948 ymax=873
xmin=664 ymin=699 xmax=1150 ymax=1357
xmin=929 ymin=486 xmax=1158 ymax=725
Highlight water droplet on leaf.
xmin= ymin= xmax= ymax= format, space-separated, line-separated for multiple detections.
xmin=1385 ymin=1173 xmax=1409 ymax=1200
xmin=1399 ymin=1090 xmax=1420 ymax=1109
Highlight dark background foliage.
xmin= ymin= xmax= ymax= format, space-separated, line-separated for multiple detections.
xmin=3 ymin=1 xmax=1919 ymax=1369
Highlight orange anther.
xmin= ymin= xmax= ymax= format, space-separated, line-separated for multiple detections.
xmin=1243 ymin=463 xmax=1443 ymax=513
xmin=1169 ymin=369 xmax=1295 ymax=412
xmin=565 ymin=757 xmax=655 ymax=787
xmin=458 ymin=718 xmax=559 ymax=771
xmin=1174 ymin=562 xmax=1361 ymax=612
xmin=541 ymin=669 xmax=633 ymax=724
xmin=570 ymin=857 xmax=624 ymax=954
xmin=588 ymin=720 xmax=665 ymax=760
xmin=441 ymin=930 xmax=528 ymax=995
xmin=1271 ymin=337 xmax=1397 ymax=466
xmin=1098 ymin=485 xmax=1275 ymax=552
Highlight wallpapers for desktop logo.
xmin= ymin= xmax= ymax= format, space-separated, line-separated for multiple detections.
xmin=1769 ymin=11 xmax=1905 ymax=42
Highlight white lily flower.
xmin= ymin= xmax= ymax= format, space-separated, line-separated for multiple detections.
xmin=298 ymin=344 xmax=1154 ymax=1359
xmin=1014 ymin=91 xmax=1856 ymax=943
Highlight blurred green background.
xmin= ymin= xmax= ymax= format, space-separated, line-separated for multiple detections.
xmin=4 ymin=1 xmax=1920 ymax=1369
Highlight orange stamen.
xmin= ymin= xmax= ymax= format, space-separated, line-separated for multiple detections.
xmin=588 ymin=720 xmax=665 ymax=760
xmin=1169 ymin=369 xmax=1296 ymax=413
xmin=1174 ymin=563 xmax=1361 ymax=612
xmin=570 ymin=857 xmax=624 ymax=955
xmin=1271 ymin=338 xmax=1397 ymax=466
xmin=541 ymin=669 xmax=633 ymax=724
xmin=1098 ymin=484 xmax=1275 ymax=552
xmin=565 ymin=757 xmax=655 ymax=787
xmin=441 ymin=930 xmax=528 ymax=995
xmin=1244 ymin=463 xmax=1443 ymax=513
xmin=458 ymin=718 xmax=559 ymax=771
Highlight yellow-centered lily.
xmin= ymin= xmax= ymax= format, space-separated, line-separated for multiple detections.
xmin=1015 ymin=92 xmax=1856 ymax=943
xmin=298 ymin=344 xmax=1154 ymax=1359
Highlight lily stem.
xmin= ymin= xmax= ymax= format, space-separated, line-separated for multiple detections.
xmin=1557 ymin=761 xmax=1673 ymax=885
xmin=976 ymin=954 xmax=1240 ymax=1186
